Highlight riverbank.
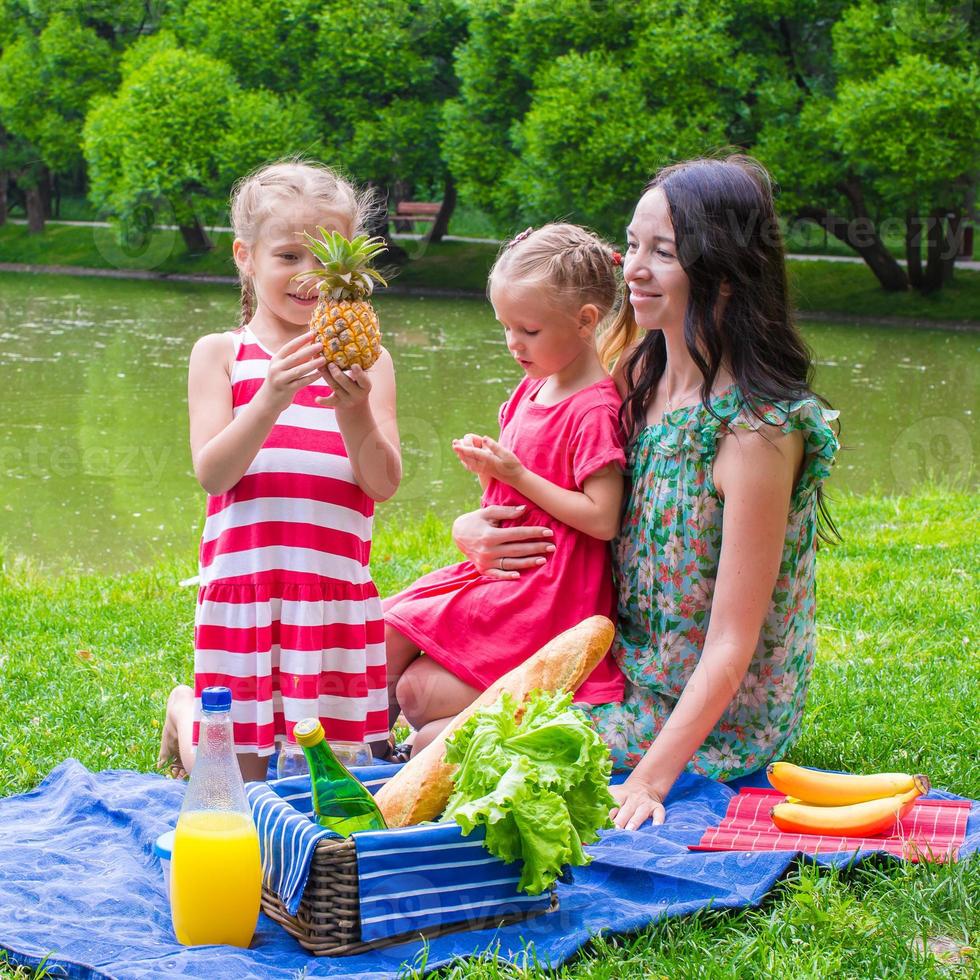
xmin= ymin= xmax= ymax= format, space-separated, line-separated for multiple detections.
xmin=0 ymin=491 xmax=976 ymax=976
xmin=1 ymin=224 xmax=978 ymax=327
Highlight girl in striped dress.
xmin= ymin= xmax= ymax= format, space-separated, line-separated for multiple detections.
xmin=158 ymin=161 xmax=401 ymax=781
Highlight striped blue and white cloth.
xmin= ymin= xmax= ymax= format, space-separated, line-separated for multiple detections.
xmin=246 ymin=765 xmax=554 ymax=943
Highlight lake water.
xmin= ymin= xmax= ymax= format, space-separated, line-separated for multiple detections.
xmin=0 ymin=272 xmax=976 ymax=573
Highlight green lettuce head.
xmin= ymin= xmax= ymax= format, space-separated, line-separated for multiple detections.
xmin=441 ymin=689 xmax=616 ymax=895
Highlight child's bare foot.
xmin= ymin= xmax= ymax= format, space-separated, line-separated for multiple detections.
xmin=157 ymin=685 xmax=195 ymax=779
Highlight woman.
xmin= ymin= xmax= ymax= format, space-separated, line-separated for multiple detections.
xmin=449 ymin=155 xmax=839 ymax=830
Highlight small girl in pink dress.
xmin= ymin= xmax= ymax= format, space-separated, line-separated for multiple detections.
xmin=384 ymin=224 xmax=627 ymax=756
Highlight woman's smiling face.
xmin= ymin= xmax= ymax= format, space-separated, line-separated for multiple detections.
xmin=624 ymin=187 xmax=690 ymax=333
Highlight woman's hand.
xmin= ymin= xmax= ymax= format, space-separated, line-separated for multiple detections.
xmin=451 ymin=506 xmax=555 ymax=581
xmin=259 ymin=331 xmax=326 ymax=414
xmin=609 ymin=775 xmax=666 ymax=830
xmin=452 ymin=435 xmax=525 ymax=486
xmin=315 ymin=361 xmax=372 ymax=412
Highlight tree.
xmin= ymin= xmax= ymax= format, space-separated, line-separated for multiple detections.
xmin=0 ymin=0 xmax=180 ymax=227
xmin=752 ymin=0 xmax=980 ymax=293
xmin=306 ymin=0 xmax=466 ymax=248
xmin=443 ymin=0 xmax=646 ymax=227
xmin=443 ymin=0 xmax=977 ymax=294
xmin=175 ymin=0 xmax=465 ymax=251
xmin=830 ymin=3 xmax=980 ymax=291
xmin=83 ymin=38 xmax=320 ymax=252
xmin=443 ymin=0 xmax=754 ymax=238
xmin=0 ymin=12 xmax=116 ymax=231
xmin=512 ymin=6 xmax=750 ymax=237
xmin=174 ymin=0 xmax=320 ymax=95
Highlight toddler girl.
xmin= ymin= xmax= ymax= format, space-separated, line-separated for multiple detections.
xmin=158 ymin=160 xmax=401 ymax=781
xmin=384 ymin=224 xmax=627 ymax=757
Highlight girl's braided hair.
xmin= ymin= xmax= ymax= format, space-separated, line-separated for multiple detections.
xmin=488 ymin=223 xmax=621 ymax=319
xmin=229 ymin=159 xmax=378 ymax=325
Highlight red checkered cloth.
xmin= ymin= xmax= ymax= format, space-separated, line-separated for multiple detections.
xmin=690 ymin=787 xmax=971 ymax=862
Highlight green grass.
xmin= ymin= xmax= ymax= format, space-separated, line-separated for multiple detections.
xmin=0 ymin=491 xmax=976 ymax=977
xmin=0 ymin=221 xmax=239 ymax=278
xmin=789 ymin=260 xmax=980 ymax=323
xmin=0 ymin=954 xmax=49 ymax=980
xmin=2 ymin=221 xmax=978 ymax=324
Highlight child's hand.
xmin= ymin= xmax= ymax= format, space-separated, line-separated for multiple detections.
xmin=451 ymin=433 xmax=485 ymax=475
xmin=452 ymin=435 xmax=524 ymax=486
xmin=316 ymin=362 xmax=372 ymax=412
xmin=261 ymin=331 xmax=327 ymax=413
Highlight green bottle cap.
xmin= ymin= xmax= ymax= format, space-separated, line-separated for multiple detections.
xmin=293 ymin=718 xmax=325 ymax=748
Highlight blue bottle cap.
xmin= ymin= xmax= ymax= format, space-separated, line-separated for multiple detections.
xmin=153 ymin=829 xmax=175 ymax=860
xmin=201 ymin=686 xmax=232 ymax=712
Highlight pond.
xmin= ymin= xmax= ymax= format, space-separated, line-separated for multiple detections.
xmin=0 ymin=272 xmax=976 ymax=574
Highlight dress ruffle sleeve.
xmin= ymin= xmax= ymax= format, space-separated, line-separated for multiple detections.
xmin=726 ymin=398 xmax=840 ymax=505
xmin=648 ymin=392 xmax=837 ymax=505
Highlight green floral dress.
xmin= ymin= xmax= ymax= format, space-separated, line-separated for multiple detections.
xmin=582 ymin=386 xmax=839 ymax=780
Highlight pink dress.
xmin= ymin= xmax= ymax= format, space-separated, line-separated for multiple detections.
xmin=385 ymin=376 xmax=627 ymax=704
xmin=192 ymin=326 xmax=389 ymax=755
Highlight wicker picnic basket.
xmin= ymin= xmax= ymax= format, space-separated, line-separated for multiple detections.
xmin=260 ymin=834 xmax=558 ymax=957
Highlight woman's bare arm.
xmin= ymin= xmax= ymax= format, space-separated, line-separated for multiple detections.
xmin=610 ymin=425 xmax=804 ymax=829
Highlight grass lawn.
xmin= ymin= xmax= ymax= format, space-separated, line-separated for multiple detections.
xmin=2 ymin=222 xmax=979 ymax=324
xmin=0 ymin=491 xmax=976 ymax=977
xmin=788 ymin=261 xmax=980 ymax=323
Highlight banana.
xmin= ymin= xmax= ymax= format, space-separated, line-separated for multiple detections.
xmin=770 ymin=782 xmax=926 ymax=837
xmin=766 ymin=761 xmax=930 ymax=806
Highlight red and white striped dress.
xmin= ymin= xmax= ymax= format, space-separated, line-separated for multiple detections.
xmin=191 ymin=325 xmax=389 ymax=755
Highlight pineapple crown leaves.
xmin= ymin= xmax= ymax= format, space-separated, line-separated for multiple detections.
xmin=293 ymin=227 xmax=389 ymax=300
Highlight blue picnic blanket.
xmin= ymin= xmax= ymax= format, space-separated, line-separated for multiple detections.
xmin=0 ymin=759 xmax=977 ymax=980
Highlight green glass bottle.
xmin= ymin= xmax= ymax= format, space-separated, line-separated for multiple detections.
xmin=293 ymin=718 xmax=387 ymax=836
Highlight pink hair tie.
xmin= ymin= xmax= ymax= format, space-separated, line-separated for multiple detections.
xmin=611 ymin=250 xmax=623 ymax=266
xmin=508 ymin=226 xmax=534 ymax=249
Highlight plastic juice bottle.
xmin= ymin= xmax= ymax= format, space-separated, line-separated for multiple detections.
xmin=170 ymin=686 xmax=262 ymax=948
xmin=276 ymin=738 xmax=372 ymax=778
xmin=294 ymin=718 xmax=387 ymax=836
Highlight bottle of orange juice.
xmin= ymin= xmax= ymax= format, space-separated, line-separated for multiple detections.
xmin=170 ymin=686 xmax=262 ymax=948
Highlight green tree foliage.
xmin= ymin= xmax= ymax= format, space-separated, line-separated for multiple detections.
xmin=83 ymin=39 xmax=320 ymax=252
xmin=174 ymin=0 xmax=465 ymax=245
xmin=0 ymin=0 xmax=179 ymax=229
xmin=446 ymin=0 xmax=978 ymax=293
xmin=443 ymin=0 xmax=631 ymax=222
xmin=753 ymin=0 xmax=980 ymax=292
xmin=174 ymin=0 xmax=320 ymax=94
xmin=0 ymin=14 xmax=115 ymax=173
xmin=506 ymin=52 xmax=655 ymax=232
xmin=0 ymin=0 xmax=160 ymax=42
xmin=444 ymin=0 xmax=755 ymax=239
xmin=0 ymin=11 xmax=116 ymax=229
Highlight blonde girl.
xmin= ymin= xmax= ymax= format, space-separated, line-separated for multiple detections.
xmin=382 ymin=224 xmax=627 ymax=759
xmin=158 ymin=160 xmax=401 ymax=781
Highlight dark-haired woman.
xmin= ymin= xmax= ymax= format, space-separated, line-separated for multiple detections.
xmin=450 ymin=156 xmax=839 ymax=830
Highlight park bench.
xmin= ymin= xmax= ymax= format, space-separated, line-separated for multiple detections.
xmin=389 ymin=201 xmax=441 ymax=232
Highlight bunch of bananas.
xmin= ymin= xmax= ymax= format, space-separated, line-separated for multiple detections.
xmin=767 ymin=762 xmax=930 ymax=836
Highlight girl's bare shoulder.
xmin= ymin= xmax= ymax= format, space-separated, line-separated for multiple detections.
xmin=189 ymin=331 xmax=236 ymax=372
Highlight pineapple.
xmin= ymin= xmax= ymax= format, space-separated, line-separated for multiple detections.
xmin=297 ymin=229 xmax=388 ymax=371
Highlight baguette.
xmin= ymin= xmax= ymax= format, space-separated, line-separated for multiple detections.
xmin=375 ymin=615 xmax=615 ymax=827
